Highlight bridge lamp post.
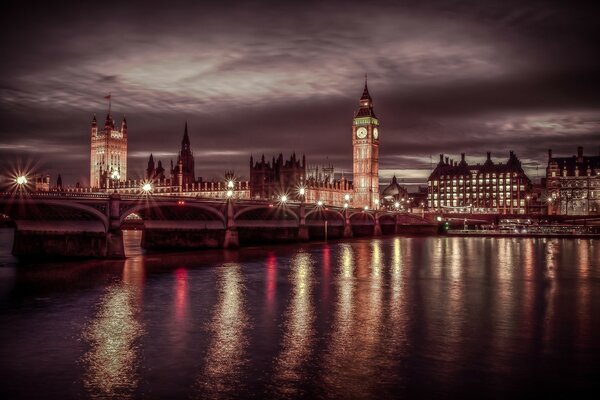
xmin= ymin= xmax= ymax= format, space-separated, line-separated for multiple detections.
xmin=317 ymin=200 xmax=323 ymax=207
xmin=364 ymin=205 xmax=369 ymax=211
xmin=227 ymin=180 xmax=235 ymax=189
xmin=15 ymin=175 xmax=28 ymax=192
xmin=394 ymin=201 xmax=400 ymax=211
xmin=141 ymin=183 xmax=153 ymax=194
xmin=280 ymin=194 xmax=288 ymax=204
xmin=226 ymin=189 xmax=234 ymax=198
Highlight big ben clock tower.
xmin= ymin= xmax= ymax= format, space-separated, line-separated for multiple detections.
xmin=352 ymin=76 xmax=380 ymax=209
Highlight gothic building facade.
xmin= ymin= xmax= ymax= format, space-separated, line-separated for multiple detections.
xmin=249 ymin=153 xmax=305 ymax=199
xmin=546 ymin=146 xmax=600 ymax=215
xmin=89 ymin=113 xmax=128 ymax=188
xmin=146 ymin=122 xmax=196 ymax=187
xmin=352 ymin=78 xmax=380 ymax=209
xmin=427 ymin=151 xmax=532 ymax=214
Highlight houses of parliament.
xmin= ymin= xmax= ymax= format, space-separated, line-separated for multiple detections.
xmin=81 ymin=79 xmax=600 ymax=216
xmin=87 ymin=79 xmax=381 ymax=209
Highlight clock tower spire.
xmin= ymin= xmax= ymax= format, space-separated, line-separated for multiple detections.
xmin=352 ymin=76 xmax=380 ymax=209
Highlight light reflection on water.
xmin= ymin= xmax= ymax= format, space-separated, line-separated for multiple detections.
xmin=82 ymin=256 xmax=145 ymax=399
xmin=196 ymin=263 xmax=248 ymax=399
xmin=1 ymin=230 xmax=599 ymax=399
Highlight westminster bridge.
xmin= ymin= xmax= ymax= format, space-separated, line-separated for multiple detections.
xmin=0 ymin=192 xmax=435 ymax=258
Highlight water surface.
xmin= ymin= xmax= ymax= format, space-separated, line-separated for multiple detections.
xmin=0 ymin=229 xmax=599 ymax=399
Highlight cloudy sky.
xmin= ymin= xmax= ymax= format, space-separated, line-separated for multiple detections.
xmin=1 ymin=0 xmax=599 ymax=187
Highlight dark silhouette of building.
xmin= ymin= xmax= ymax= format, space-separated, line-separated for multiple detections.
xmin=171 ymin=122 xmax=195 ymax=186
xmin=146 ymin=153 xmax=166 ymax=180
xmin=427 ymin=151 xmax=531 ymax=214
xmin=249 ymin=153 xmax=305 ymax=199
xmin=380 ymin=175 xmax=408 ymax=209
xmin=546 ymin=146 xmax=600 ymax=215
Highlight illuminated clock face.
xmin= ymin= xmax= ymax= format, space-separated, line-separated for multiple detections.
xmin=356 ymin=127 xmax=367 ymax=139
xmin=373 ymin=128 xmax=379 ymax=140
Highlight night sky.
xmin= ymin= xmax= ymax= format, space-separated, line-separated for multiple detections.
xmin=1 ymin=0 xmax=599 ymax=187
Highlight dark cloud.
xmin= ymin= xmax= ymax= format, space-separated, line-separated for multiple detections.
xmin=1 ymin=0 xmax=599 ymax=186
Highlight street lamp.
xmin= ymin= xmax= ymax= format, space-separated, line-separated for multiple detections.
xmin=142 ymin=182 xmax=153 ymax=193
xmin=344 ymin=203 xmax=349 ymax=209
xmin=394 ymin=201 xmax=400 ymax=209
xmin=15 ymin=176 xmax=27 ymax=185
xmin=299 ymin=186 xmax=305 ymax=196
xmin=280 ymin=194 xmax=288 ymax=203
xmin=317 ymin=200 xmax=323 ymax=207
xmin=227 ymin=180 xmax=235 ymax=189
xmin=344 ymin=193 xmax=350 ymax=202
xmin=364 ymin=205 xmax=369 ymax=211
xmin=226 ymin=189 xmax=234 ymax=198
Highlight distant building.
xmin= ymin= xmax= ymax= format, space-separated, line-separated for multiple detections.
xmin=145 ymin=122 xmax=197 ymax=188
xmin=427 ymin=151 xmax=532 ymax=214
xmin=249 ymin=153 xmax=305 ymax=200
xmin=546 ymin=146 xmax=600 ymax=215
xmin=89 ymin=113 xmax=128 ymax=188
xmin=380 ymin=175 xmax=408 ymax=209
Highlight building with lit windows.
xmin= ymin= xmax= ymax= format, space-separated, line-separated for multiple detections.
xmin=427 ymin=151 xmax=532 ymax=214
xmin=89 ymin=112 xmax=128 ymax=188
xmin=546 ymin=146 xmax=600 ymax=215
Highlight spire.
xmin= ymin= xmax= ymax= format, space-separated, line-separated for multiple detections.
xmin=361 ymin=73 xmax=372 ymax=102
xmin=182 ymin=121 xmax=190 ymax=148
xmin=91 ymin=114 xmax=97 ymax=126
xmin=57 ymin=174 xmax=63 ymax=190
xmin=355 ymin=75 xmax=376 ymax=118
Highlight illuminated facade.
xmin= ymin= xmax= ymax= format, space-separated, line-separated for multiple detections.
xmin=89 ymin=113 xmax=128 ymax=188
xmin=427 ymin=151 xmax=532 ymax=214
xmin=546 ymin=147 xmax=600 ymax=215
xmin=352 ymin=78 xmax=380 ymax=209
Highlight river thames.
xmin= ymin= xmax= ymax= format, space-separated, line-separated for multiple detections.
xmin=0 ymin=229 xmax=599 ymax=399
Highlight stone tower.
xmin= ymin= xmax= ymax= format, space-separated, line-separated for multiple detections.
xmin=352 ymin=76 xmax=380 ymax=209
xmin=89 ymin=107 xmax=128 ymax=188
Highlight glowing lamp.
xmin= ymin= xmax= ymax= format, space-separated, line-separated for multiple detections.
xmin=226 ymin=189 xmax=234 ymax=198
xmin=299 ymin=187 xmax=305 ymax=196
xmin=15 ymin=176 xmax=27 ymax=185
xmin=280 ymin=195 xmax=288 ymax=203
xmin=142 ymin=183 xmax=152 ymax=193
xmin=317 ymin=200 xmax=323 ymax=206
xmin=344 ymin=194 xmax=350 ymax=201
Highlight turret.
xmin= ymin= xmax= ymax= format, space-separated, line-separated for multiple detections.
xmin=146 ymin=153 xmax=155 ymax=179
xmin=56 ymin=174 xmax=63 ymax=191
xmin=121 ymin=116 xmax=127 ymax=137
xmin=91 ymin=115 xmax=98 ymax=137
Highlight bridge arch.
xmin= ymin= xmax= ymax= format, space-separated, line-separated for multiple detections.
xmin=0 ymin=199 xmax=110 ymax=231
xmin=120 ymin=202 xmax=226 ymax=226
xmin=234 ymin=205 xmax=299 ymax=222
xmin=348 ymin=211 xmax=375 ymax=222
xmin=305 ymin=208 xmax=345 ymax=222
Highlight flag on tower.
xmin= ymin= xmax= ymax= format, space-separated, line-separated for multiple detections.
xmin=104 ymin=94 xmax=111 ymax=100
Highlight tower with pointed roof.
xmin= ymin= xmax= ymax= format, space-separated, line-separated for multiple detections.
xmin=89 ymin=105 xmax=128 ymax=188
xmin=352 ymin=76 xmax=380 ymax=208
xmin=171 ymin=121 xmax=195 ymax=185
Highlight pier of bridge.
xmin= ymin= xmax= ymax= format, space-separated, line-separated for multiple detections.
xmin=0 ymin=192 xmax=436 ymax=258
